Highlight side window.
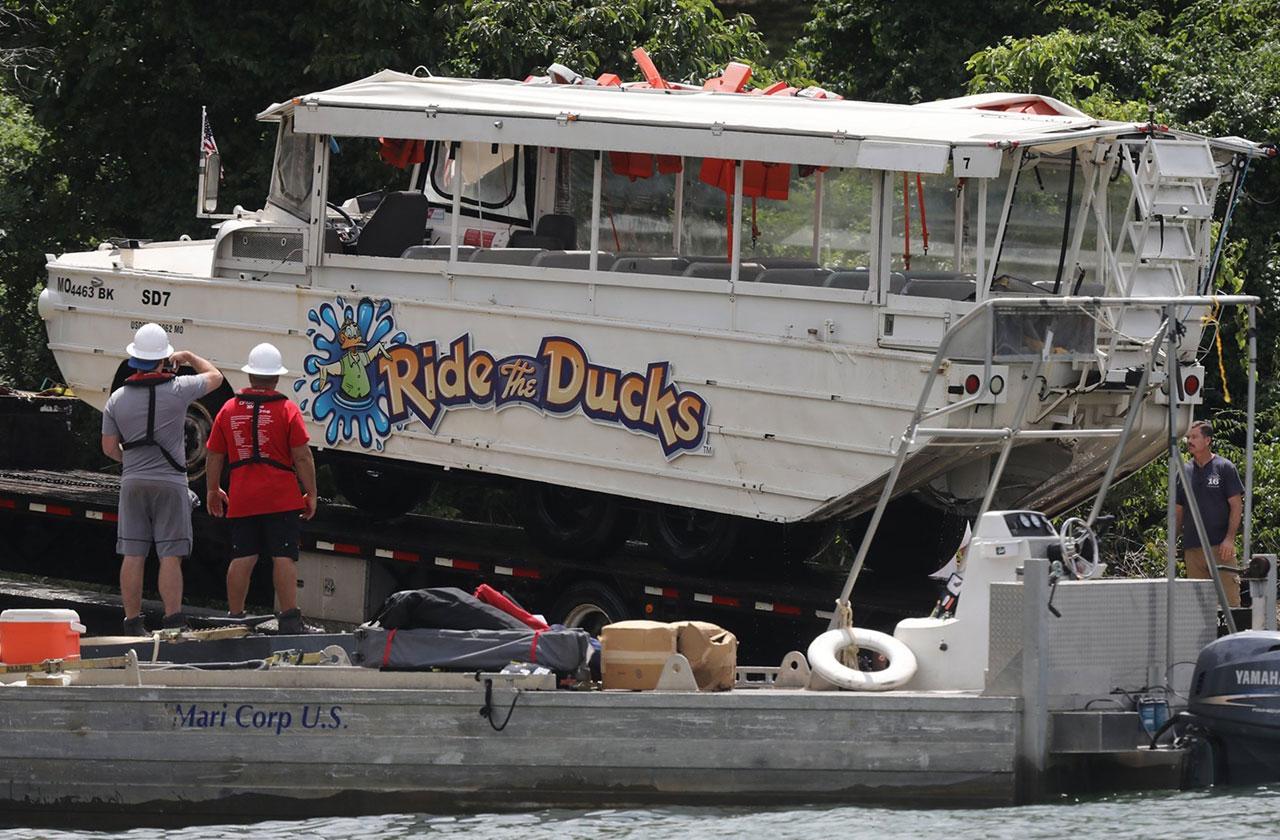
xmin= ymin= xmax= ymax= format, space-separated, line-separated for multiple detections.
xmin=267 ymin=114 xmax=315 ymax=222
xmin=426 ymin=141 xmax=527 ymax=225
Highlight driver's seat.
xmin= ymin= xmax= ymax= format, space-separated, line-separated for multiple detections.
xmin=356 ymin=191 xmax=429 ymax=257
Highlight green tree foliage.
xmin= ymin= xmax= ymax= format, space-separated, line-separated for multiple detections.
xmin=967 ymin=1 xmax=1280 ymax=569
xmin=447 ymin=0 xmax=770 ymax=83
xmin=794 ymin=0 xmax=1055 ymax=102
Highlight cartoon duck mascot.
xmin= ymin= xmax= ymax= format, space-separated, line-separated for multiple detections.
xmin=318 ymin=315 xmax=392 ymax=402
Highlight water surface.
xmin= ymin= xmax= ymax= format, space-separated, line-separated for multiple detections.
xmin=2 ymin=787 xmax=1277 ymax=840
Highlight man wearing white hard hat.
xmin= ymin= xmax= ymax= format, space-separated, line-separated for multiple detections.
xmin=101 ymin=323 xmax=224 ymax=635
xmin=204 ymin=343 xmax=318 ymax=635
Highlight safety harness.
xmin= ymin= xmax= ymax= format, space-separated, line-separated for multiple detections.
xmin=227 ymin=391 xmax=294 ymax=473
xmin=119 ymin=372 xmax=187 ymax=473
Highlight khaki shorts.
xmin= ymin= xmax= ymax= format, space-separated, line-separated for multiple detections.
xmin=1185 ymin=546 xmax=1240 ymax=608
xmin=117 ymin=479 xmax=193 ymax=558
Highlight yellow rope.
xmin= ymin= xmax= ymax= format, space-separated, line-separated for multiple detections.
xmin=834 ymin=599 xmax=859 ymax=667
xmin=1205 ymin=303 xmax=1232 ymax=404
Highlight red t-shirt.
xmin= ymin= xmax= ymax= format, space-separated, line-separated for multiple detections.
xmin=206 ymin=389 xmax=309 ymax=518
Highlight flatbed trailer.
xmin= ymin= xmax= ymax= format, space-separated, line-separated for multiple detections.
xmin=0 ymin=469 xmax=937 ymax=661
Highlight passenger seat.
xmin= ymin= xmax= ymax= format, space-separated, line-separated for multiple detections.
xmin=756 ymin=268 xmax=832 ymax=287
xmin=683 ymin=261 xmax=764 ymax=282
xmin=401 ymin=244 xmax=477 ymax=261
xmin=509 ymin=214 xmax=578 ymax=250
xmin=532 ymin=250 xmax=616 ymax=270
xmin=355 ymin=191 xmax=430 ymax=258
xmin=611 ymin=256 xmax=690 ymax=275
xmin=470 ymin=248 xmax=545 ymax=266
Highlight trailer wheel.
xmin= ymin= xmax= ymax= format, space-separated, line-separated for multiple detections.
xmin=549 ymin=582 xmax=630 ymax=635
xmin=645 ymin=506 xmax=743 ymax=571
xmin=745 ymin=521 xmax=837 ymax=568
xmin=843 ymin=495 xmax=968 ymax=579
xmin=332 ymin=460 xmax=426 ymax=519
xmin=518 ymin=486 xmax=633 ymax=560
xmin=182 ymin=392 xmax=222 ymax=485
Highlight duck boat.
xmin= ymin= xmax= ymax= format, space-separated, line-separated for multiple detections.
xmin=38 ymin=57 xmax=1273 ymax=568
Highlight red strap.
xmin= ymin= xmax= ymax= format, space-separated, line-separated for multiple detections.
xmin=530 ymin=628 xmax=544 ymax=663
xmin=381 ymin=628 xmax=397 ymax=668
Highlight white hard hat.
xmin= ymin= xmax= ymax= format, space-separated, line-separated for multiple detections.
xmin=125 ymin=322 xmax=175 ymax=361
xmin=241 ymin=343 xmax=289 ymax=377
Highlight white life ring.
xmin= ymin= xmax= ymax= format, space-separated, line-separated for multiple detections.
xmin=807 ymin=627 xmax=918 ymax=691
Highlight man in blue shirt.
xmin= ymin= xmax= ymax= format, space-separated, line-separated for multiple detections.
xmin=1175 ymin=420 xmax=1244 ymax=607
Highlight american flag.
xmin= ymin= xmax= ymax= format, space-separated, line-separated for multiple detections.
xmin=201 ymin=106 xmax=223 ymax=179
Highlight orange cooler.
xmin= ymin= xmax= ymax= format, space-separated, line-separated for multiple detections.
xmin=0 ymin=609 xmax=86 ymax=664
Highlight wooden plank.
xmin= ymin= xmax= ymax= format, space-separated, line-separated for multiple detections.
xmin=0 ymin=729 xmax=1015 ymax=773
xmin=0 ymin=698 xmax=1020 ymax=744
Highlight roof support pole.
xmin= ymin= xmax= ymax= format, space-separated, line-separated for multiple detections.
xmin=1063 ymin=155 xmax=1100 ymax=293
xmin=672 ymin=159 xmax=685 ymax=255
xmin=448 ymin=141 xmax=462 ymax=265
xmin=872 ymin=172 xmax=891 ymax=305
xmin=730 ymin=161 xmax=744 ymax=284
xmin=975 ymin=178 xmax=988 ymax=301
xmin=981 ymin=156 xmax=1021 ymax=301
xmin=589 ymin=151 xmax=602 ymax=272
xmin=811 ymin=170 xmax=825 ymax=264
xmin=307 ymin=134 xmax=330 ymax=270
xmin=954 ymin=179 xmax=966 ymax=272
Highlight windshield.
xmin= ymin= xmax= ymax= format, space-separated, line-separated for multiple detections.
xmin=268 ymin=114 xmax=315 ymax=221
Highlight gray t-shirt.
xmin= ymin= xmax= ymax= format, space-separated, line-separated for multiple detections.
xmin=1175 ymin=454 xmax=1244 ymax=549
xmin=102 ymin=374 xmax=208 ymax=484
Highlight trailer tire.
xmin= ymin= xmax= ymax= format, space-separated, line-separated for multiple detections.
xmin=183 ymin=388 xmax=228 ymax=487
xmin=745 ymin=520 xmax=836 ymax=568
xmin=644 ymin=506 xmax=743 ymax=572
xmin=332 ymin=460 xmax=426 ymax=519
xmin=518 ymin=486 xmax=633 ymax=560
xmin=549 ymin=582 xmax=630 ymax=636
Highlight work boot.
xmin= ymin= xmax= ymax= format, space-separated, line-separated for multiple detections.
xmin=161 ymin=612 xmax=190 ymax=631
xmin=122 ymin=615 xmax=147 ymax=636
xmin=275 ymin=608 xmax=306 ymax=635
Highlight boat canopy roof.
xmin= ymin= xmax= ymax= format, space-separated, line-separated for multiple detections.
xmin=260 ymin=70 xmax=1266 ymax=173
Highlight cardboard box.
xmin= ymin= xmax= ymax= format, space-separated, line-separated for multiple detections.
xmin=600 ymin=620 xmax=677 ymax=690
xmin=674 ymin=620 xmax=738 ymax=691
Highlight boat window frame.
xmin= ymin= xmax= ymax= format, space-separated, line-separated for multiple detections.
xmin=266 ymin=113 xmax=316 ymax=223
xmin=424 ymin=139 xmax=529 ymax=225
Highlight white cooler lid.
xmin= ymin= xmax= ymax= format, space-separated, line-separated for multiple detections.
xmin=0 ymin=608 xmax=83 ymax=623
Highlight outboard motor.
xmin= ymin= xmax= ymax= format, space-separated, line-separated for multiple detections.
xmin=1182 ymin=631 xmax=1280 ymax=786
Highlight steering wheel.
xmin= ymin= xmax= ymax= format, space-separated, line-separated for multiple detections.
xmin=1057 ymin=516 xmax=1100 ymax=579
xmin=326 ymin=201 xmax=360 ymax=245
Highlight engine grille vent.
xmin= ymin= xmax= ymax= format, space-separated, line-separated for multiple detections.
xmin=230 ymin=231 xmax=303 ymax=262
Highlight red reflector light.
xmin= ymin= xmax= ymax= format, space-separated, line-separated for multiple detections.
xmin=964 ymin=374 xmax=981 ymax=394
xmin=1184 ymin=375 xmax=1201 ymax=396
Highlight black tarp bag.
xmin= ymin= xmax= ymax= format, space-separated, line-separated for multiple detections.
xmin=371 ymin=587 xmax=528 ymax=632
xmin=354 ymin=626 xmax=591 ymax=673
